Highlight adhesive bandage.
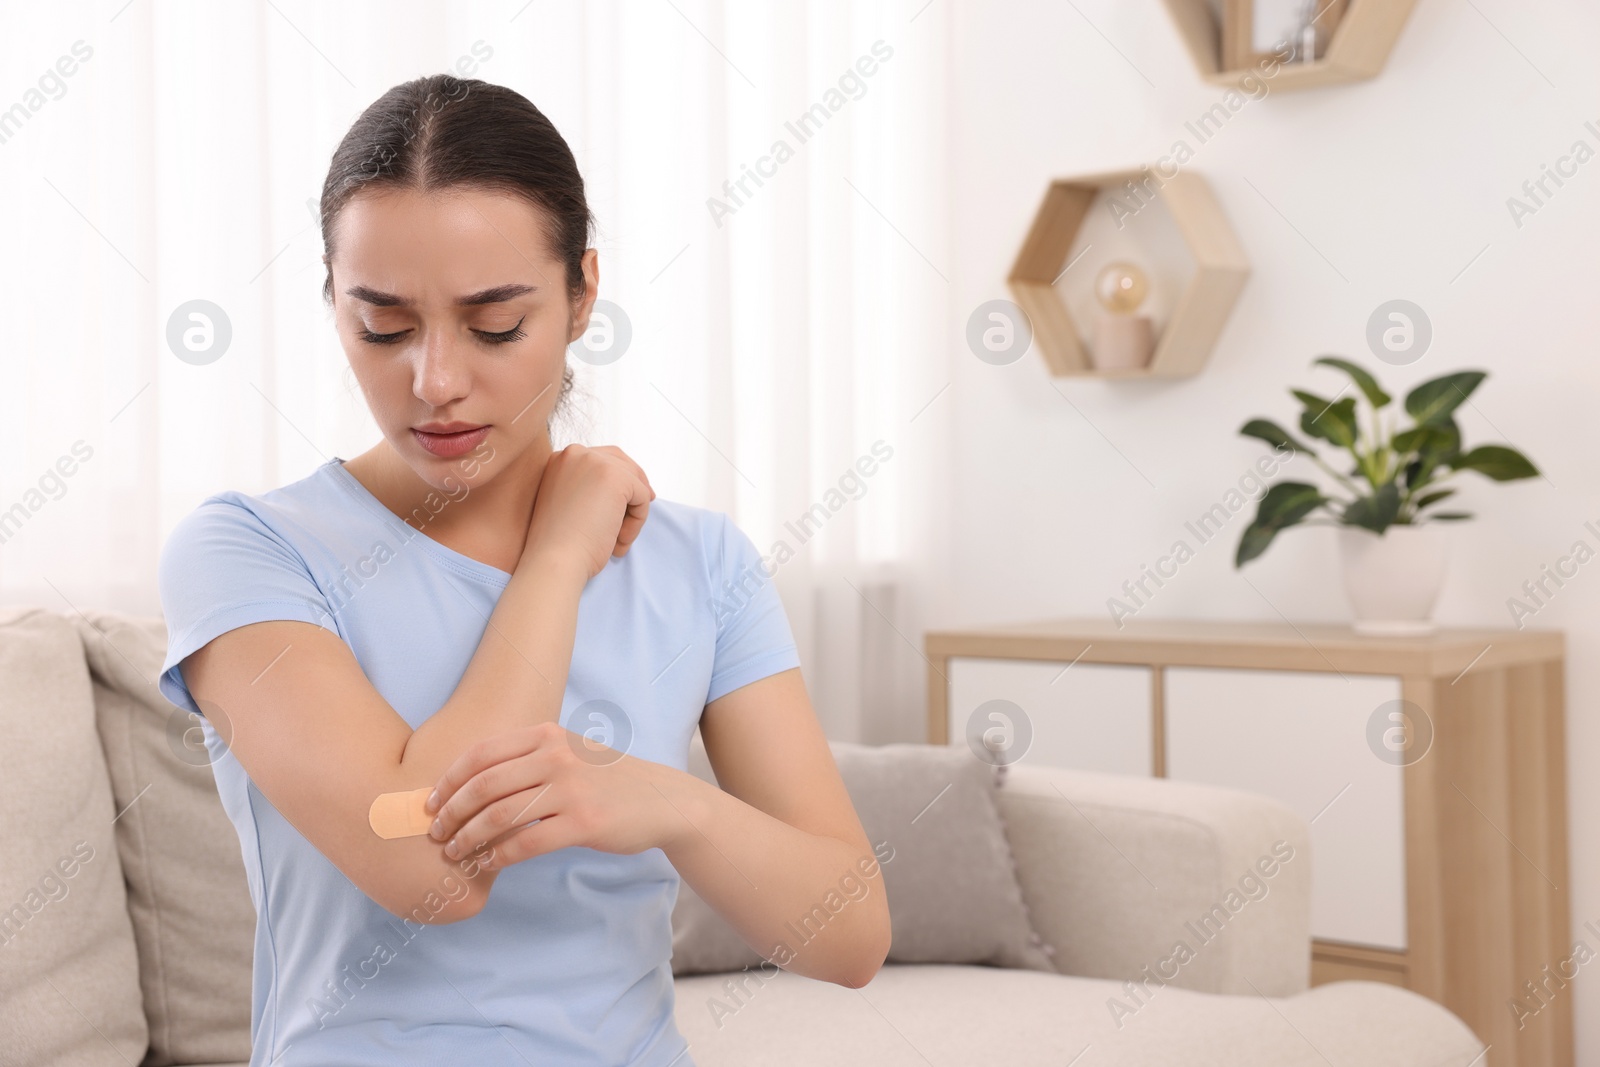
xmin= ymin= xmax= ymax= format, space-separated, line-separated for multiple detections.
xmin=369 ymin=787 xmax=436 ymax=839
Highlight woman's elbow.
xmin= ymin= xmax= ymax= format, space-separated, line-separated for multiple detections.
xmin=839 ymin=946 xmax=889 ymax=988
xmin=838 ymin=910 xmax=892 ymax=988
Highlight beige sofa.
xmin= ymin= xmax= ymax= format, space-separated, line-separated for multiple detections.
xmin=0 ymin=607 xmax=1486 ymax=1066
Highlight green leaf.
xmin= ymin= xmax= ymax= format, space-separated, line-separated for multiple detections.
xmin=1449 ymin=444 xmax=1540 ymax=481
xmin=1257 ymin=480 xmax=1329 ymax=525
xmin=1400 ymin=418 xmax=1461 ymax=489
xmin=1235 ymin=481 xmax=1328 ymax=566
xmin=1313 ymin=356 xmax=1391 ymax=408
xmin=1393 ymin=422 xmax=1459 ymax=457
xmin=1235 ymin=524 xmax=1277 ymax=566
xmin=1240 ymin=418 xmax=1313 ymax=455
xmin=1404 ymin=371 xmax=1485 ymax=426
xmin=1342 ymin=482 xmax=1402 ymax=533
xmin=1412 ymin=488 xmax=1457 ymax=510
xmin=1291 ymin=390 xmax=1359 ymax=450
xmin=1427 ymin=511 xmax=1474 ymax=521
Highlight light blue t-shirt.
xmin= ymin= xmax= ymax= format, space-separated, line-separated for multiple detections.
xmin=156 ymin=456 xmax=800 ymax=1067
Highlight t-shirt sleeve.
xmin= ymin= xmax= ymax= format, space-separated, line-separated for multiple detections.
xmin=157 ymin=498 xmax=337 ymax=718
xmin=705 ymin=511 xmax=801 ymax=705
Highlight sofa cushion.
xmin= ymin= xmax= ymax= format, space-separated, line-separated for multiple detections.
xmin=72 ymin=609 xmax=254 ymax=1067
xmin=997 ymin=764 xmax=1312 ymax=997
xmin=672 ymin=738 xmax=1054 ymax=975
xmin=0 ymin=608 xmax=149 ymax=1066
xmin=673 ymin=963 xmax=1486 ymax=1066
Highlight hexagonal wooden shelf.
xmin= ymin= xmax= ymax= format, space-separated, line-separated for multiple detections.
xmin=1162 ymin=0 xmax=1418 ymax=93
xmin=1007 ymin=169 xmax=1249 ymax=379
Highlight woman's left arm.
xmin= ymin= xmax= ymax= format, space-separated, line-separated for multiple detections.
xmin=422 ymin=666 xmax=891 ymax=988
xmin=658 ymin=666 xmax=891 ymax=988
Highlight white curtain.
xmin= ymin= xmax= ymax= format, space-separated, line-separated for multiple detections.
xmin=0 ymin=0 xmax=951 ymax=742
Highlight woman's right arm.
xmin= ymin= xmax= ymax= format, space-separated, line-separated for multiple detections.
xmin=179 ymin=445 xmax=653 ymax=925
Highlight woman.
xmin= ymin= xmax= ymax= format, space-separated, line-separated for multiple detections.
xmin=157 ymin=73 xmax=889 ymax=1067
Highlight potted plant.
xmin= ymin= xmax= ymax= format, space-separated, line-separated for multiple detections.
xmin=1235 ymin=357 xmax=1539 ymax=634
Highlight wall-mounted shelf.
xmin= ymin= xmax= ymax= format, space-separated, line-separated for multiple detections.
xmin=1162 ymin=0 xmax=1419 ymax=92
xmin=1007 ymin=169 xmax=1249 ymax=380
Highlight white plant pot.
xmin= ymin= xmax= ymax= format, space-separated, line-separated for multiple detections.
xmin=1337 ymin=523 xmax=1449 ymax=635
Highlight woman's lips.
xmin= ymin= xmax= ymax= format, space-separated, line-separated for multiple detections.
xmin=412 ymin=425 xmax=490 ymax=458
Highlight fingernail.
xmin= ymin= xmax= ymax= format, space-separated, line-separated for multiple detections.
xmin=445 ymin=837 xmax=460 ymax=858
xmin=430 ymin=818 xmax=443 ymax=839
xmin=425 ymin=790 xmax=440 ymax=813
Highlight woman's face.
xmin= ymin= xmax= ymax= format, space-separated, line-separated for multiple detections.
xmin=326 ymin=185 xmax=597 ymax=491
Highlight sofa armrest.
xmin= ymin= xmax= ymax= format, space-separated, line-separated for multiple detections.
xmin=995 ymin=764 xmax=1311 ymax=997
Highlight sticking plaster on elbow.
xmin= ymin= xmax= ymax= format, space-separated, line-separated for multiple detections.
xmin=369 ymin=787 xmax=435 ymax=839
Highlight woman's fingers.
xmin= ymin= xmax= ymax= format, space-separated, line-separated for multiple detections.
xmin=613 ymin=500 xmax=649 ymax=556
xmin=476 ymin=812 xmax=583 ymax=870
xmin=427 ymin=721 xmax=563 ymax=833
xmin=594 ymin=444 xmax=655 ymax=498
xmin=548 ymin=444 xmax=654 ymax=561
xmin=429 ymin=753 xmax=547 ymax=846
xmin=606 ymin=451 xmax=653 ymax=557
xmin=443 ymin=780 xmax=561 ymax=860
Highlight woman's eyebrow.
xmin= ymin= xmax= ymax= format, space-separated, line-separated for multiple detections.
xmin=344 ymin=283 xmax=538 ymax=307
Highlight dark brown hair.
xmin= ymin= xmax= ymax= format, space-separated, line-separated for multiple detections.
xmin=318 ymin=74 xmax=593 ymax=419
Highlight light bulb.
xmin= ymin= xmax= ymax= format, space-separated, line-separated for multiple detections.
xmin=1094 ymin=261 xmax=1149 ymax=315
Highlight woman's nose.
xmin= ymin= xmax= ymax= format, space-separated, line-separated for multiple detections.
xmin=412 ymin=331 xmax=472 ymax=407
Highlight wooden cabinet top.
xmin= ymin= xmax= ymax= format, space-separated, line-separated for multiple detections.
xmin=924 ymin=617 xmax=1564 ymax=678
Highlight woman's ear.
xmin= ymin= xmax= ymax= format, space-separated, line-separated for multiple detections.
xmin=567 ymin=249 xmax=600 ymax=343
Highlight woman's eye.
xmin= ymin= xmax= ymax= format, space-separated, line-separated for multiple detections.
xmin=476 ymin=317 xmax=526 ymax=345
xmin=356 ymin=317 xmax=526 ymax=346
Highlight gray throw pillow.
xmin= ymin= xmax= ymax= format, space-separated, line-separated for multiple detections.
xmin=72 ymin=610 xmax=255 ymax=1066
xmin=0 ymin=608 xmax=149 ymax=1066
xmin=670 ymin=738 xmax=1056 ymax=976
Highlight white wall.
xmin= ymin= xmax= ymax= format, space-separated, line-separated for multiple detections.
xmin=942 ymin=0 xmax=1600 ymax=1055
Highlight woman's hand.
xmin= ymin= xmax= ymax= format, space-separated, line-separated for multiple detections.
xmin=523 ymin=444 xmax=655 ymax=580
xmin=421 ymin=720 xmax=700 ymax=869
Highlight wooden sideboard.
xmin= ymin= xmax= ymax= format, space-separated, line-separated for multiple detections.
xmin=924 ymin=618 xmax=1570 ymax=1067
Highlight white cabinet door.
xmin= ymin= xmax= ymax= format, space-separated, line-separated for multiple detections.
xmin=1164 ymin=667 xmax=1407 ymax=950
xmin=948 ymin=657 xmax=1153 ymax=776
